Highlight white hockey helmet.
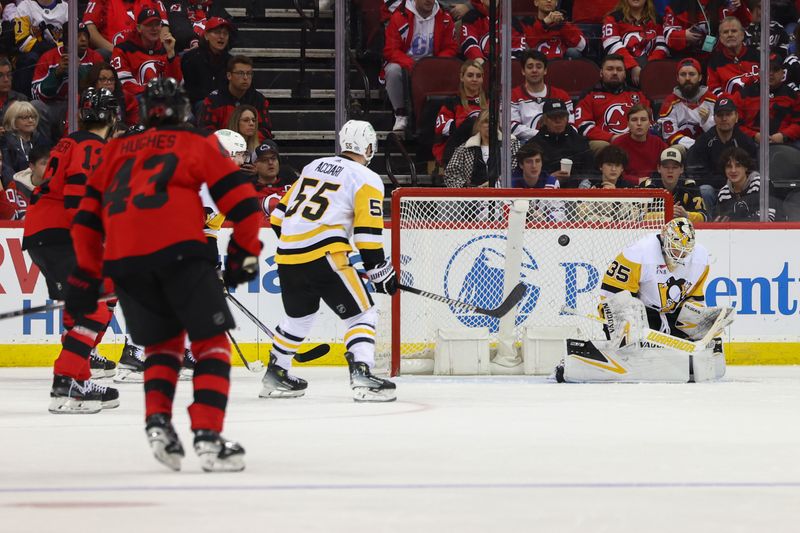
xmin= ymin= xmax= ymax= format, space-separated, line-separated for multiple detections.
xmin=661 ymin=217 xmax=695 ymax=269
xmin=214 ymin=129 xmax=248 ymax=166
xmin=339 ymin=120 xmax=377 ymax=165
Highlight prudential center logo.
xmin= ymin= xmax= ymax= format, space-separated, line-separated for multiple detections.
xmin=443 ymin=235 xmax=539 ymax=332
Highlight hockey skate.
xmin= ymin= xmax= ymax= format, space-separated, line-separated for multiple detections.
xmin=145 ymin=414 xmax=185 ymax=471
xmin=87 ymin=379 xmax=120 ymax=409
xmin=259 ymin=355 xmax=307 ymax=398
xmin=114 ymin=339 xmax=144 ymax=383
xmin=49 ymin=375 xmax=103 ymax=414
xmin=179 ymin=349 xmax=196 ymax=381
xmin=89 ymin=349 xmax=117 ymax=379
xmin=346 ymin=352 xmax=396 ymax=402
xmin=193 ymin=430 xmax=245 ymax=472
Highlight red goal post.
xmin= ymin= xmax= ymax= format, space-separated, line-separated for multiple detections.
xmin=378 ymin=188 xmax=674 ymax=376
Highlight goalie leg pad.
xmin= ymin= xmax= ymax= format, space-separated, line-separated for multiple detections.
xmin=602 ymin=290 xmax=650 ymax=346
xmin=562 ymin=338 xmax=691 ymax=383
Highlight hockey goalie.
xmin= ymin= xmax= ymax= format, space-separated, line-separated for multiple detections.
xmin=556 ymin=217 xmax=735 ymax=383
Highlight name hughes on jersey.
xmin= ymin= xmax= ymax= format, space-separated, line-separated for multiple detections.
xmin=315 ymin=161 xmax=344 ymax=177
xmin=119 ymin=133 xmax=178 ymax=154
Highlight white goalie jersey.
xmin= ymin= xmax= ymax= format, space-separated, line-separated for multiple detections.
xmin=599 ymin=233 xmax=710 ymax=317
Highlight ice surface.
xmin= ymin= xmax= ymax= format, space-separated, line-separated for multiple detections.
xmin=1 ymin=366 xmax=799 ymax=533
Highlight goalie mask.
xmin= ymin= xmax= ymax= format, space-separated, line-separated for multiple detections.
xmin=214 ymin=129 xmax=248 ymax=166
xmin=339 ymin=120 xmax=377 ymax=165
xmin=661 ymin=217 xmax=695 ymax=269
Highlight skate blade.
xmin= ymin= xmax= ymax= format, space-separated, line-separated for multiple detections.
xmin=150 ymin=443 xmax=182 ymax=471
xmin=178 ymin=369 xmax=194 ymax=381
xmin=48 ymin=397 xmax=102 ymax=414
xmin=101 ymin=399 xmax=120 ymax=409
xmin=258 ymin=387 xmax=306 ymax=399
xmin=352 ymin=387 xmax=397 ymax=403
xmin=114 ymin=369 xmax=144 ymax=383
xmin=90 ymin=369 xmax=116 ymax=379
xmin=198 ymin=453 xmax=245 ymax=473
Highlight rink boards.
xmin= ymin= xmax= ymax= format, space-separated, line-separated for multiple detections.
xmin=0 ymin=224 xmax=799 ymax=366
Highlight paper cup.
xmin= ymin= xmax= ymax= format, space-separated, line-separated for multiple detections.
xmin=560 ymin=158 xmax=573 ymax=174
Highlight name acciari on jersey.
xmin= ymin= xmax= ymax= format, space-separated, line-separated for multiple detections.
xmin=270 ymin=156 xmax=385 ymax=266
xmin=600 ymin=233 xmax=709 ymax=314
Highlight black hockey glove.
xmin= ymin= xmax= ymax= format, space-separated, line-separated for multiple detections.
xmin=64 ymin=269 xmax=102 ymax=316
xmin=367 ymin=260 xmax=397 ymax=295
xmin=223 ymin=238 xmax=261 ymax=289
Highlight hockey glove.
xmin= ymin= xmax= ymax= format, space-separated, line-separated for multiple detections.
xmin=64 ymin=269 xmax=102 ymax=316
xmin=367 ymin=260 xmax=397 ymax=295
xmin=223 ymin=238 xmax=261 ymax=288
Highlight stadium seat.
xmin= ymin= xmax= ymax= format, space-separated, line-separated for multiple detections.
xmin=640 ymin=59 xmax=680 ymax=108
xmin=512 ymin=0 xmax=536 ymax=16
xmin=410 ymin=56 xmax=463 ymax=131
xmin=769 ymin=144 xmax=800 ymax=190
xmin=544 ymin=58 xmax=600 ymax=99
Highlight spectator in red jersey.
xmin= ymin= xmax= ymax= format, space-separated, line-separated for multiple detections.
xmin=663 ymin=0 xmax=751 ymax=60
xmin=732 ymin=57 xmax=800 ymax=145
xmin=162 ymin=0 xmax=232 ymax=52
xmin=83 ymin=0 xmax=169 ymax=54
xmin=602 ymin=0 xmax=669 ymax=86
xmin=458 ymin=0 xmax=526 ymax=62
xmin=198 ymin=55 xmax=272 ymax=141
xmin=252 ymin=140 xmax=292 ymax=220
xmin=611 ymin=104 xmax=668 ymax=184
xmin=509 ymin=49 xmax=573 ymax=142
xmin=513 ymin=0 xmax=586 ymax=59
xmin=32 ymin=25 xmax=104 ymax=142
xmin=706 ymin=16 xmax=760 ymax=95
xmin=181 ymin=16 xmax=233 ymax=108
xmin=575 ymin=54 xmax=651 ymax=152
xmin=432 ymin=59 xmax=487 ymax=166
xmin=382 ymin=0 xmax=459 ymax=132
xmin=658 ymin=58 xmax=716 ymax=150
xmin=7 ymin=143 xmax=49 ymax=218
xmin=1 ymin=101 xmax=48 ymax=173
xmin=112 ymin=7 xmax=182 ymax=119
xmin=531 ymin=99 xmax=593 ymax=186
xmin=228 ymin=104 xmax=260 ymax=174
xmin=0 ymin=59 xmax=28 ymax=126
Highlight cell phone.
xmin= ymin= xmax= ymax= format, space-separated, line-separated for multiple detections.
xmin=701 ymin=35 xmax=717 ymax=52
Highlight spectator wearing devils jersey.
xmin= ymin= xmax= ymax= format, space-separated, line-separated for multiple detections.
xmin=459 ymin=0 xmax=526 ymax=62
xmin=198 ymin=55 xmax=272 ymax=141
xmin=432 ymin=59 xmax=487 ymax=166
xmin=663 ymin=0 xmax=751 ymax=59
xmin=513 ymin=0 xmax=586 ymax=59
xmin=575 ymin=54 xmax=650 ymax=149
xmin=510 ymin=49 xmax=573 ymax=142
xmin=706 ymin=17 xmax=759 ymax=95
xmin=252 ymin=140 xmax=291 ymax=220
xmin=732 ymin=58 xmax=800 ymax=145
xmin=112 ymin=7 xmax=182 ymax=118
xmin=83 ymin=0 xmax=169 ymax=54
xmin=602 ymin=0 xmax=669 ymax=86
xmin=658 ymin=58 xmax=716 ymax=149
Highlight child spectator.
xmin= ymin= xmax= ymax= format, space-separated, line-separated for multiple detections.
xmin=575 ymin=54 xmax=651 ymax=152
xmin=530 ymin=99 xmax=592 ymax=186
xmin=198 ymin=55 xmax=272 ymax=141
xmin=611 ymin=104 xmax=668 ymax=185
xmin=513 ymin=0 xmax=586 ymax=59
xmin=181 ymin=16 xmax=232 ymax=107
xmin=433 ymin=59 xmax=487 ymax=166
xmin=510 ymin=49 xmax=573 ymax=142
xmin=706 ymin=16 xmax=759 ymax=95
xmin=663 ymin=0 xmax=751 ymax=60
xmin=580 ymin=144 xmax=631 ymax=188
xmin=641 ymin=146 xmax=707 ymax=222
xmin=602 ymin=0 xmax=669 ymax=86
xmin=657 ymin=58 xmax=716 ymax=149
xmin=382 ymin=0 xmax=459 ymax=132
xmin=714 ymin=146 xmax=777 ymax=221
xmin=7 ymin=143 xmax=47 ymax=218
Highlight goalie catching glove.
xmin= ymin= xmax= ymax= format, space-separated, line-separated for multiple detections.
xmin=65 ymin=269 xmax=102 ymax=316
xmin=366 ymin=260 xmax=397 ymax=295
xmin=223 ymin=238 xmax=261 ymax=289
xmin=675 ymin=301 xmax=735 ymax=341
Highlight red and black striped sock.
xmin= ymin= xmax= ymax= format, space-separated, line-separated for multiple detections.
xmin=188 ymin=333 xmax=231 ymax=433
xmin=143 ymin=334 xmax=184 ymax=420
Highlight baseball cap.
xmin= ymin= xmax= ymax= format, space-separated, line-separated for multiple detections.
xmin=676 ymin=58 xmax=702 ymax=75
xmin=137 ymin=7 xmax=161 ymax=25
xmin=543 ymin=99 xmax=569 ymax=116
xmin=205 ymin=17 xmax=233 ymax=33
xmin=255 ymin=140 xmax=280 ymax=159
xmin=714 ymin=96 xmax=737 ymax=114
xmin=770 ymin=53 xmax=785 ymax=72
xmin=660 ymin=147 xmax=683 ymax=165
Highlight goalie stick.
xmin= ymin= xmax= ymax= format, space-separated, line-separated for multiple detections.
xmin=398 ymin=282 xmax=527 ymax=318
xmin=224 ymin=292 xmax=329 ymax=363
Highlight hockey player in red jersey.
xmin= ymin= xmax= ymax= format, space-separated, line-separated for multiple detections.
xmin=22 ymin=87 xmax=120 ymax=414
xmin=66 ymin=78 xmax=262 ymax=472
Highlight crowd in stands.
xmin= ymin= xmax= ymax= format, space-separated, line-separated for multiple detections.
xmin=0 ymin=0 xmax=276 ymax=221
xmin=382 ymin=0 xmax=800 ymax=221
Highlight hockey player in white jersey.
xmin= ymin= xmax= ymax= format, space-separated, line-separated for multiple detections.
xmin=557 ymin=217 xmax=734 ymax=383
xmin=263 ymin=120 xmax=397 ymax=402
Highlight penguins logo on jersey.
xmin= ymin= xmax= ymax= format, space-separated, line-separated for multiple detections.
xmin=658 ymin=276 xmax=689 ymax=313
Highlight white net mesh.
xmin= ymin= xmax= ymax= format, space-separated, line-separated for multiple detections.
xmin=375 ymin=189 xmax=671 ymax=375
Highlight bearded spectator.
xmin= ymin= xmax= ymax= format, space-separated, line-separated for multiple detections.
xmin=657 ymin=58 xmax=716 ymax=149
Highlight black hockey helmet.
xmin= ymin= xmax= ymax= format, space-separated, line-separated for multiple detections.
xmin=79 ymin=87 xmax=118 ymax=125
xmin=140 ymin=77 xmax=190 ymax=127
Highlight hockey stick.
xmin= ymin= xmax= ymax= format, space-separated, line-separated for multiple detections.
xmin=226 ymin=330 xmax=265 ymax=373
xmin=224 ymin=292 xmax=330 ymax=363
xmin=397 ymin=282 xmax=527 ymax=318
xmin=0 ymin=294 xmax=117 ymax=321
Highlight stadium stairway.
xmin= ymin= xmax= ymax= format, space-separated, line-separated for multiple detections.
xmin=225 ymin=0 xmax=424 ymax=191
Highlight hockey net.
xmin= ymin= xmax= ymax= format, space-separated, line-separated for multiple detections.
xmin=374 ymin=188 xmax=673 ymax=376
